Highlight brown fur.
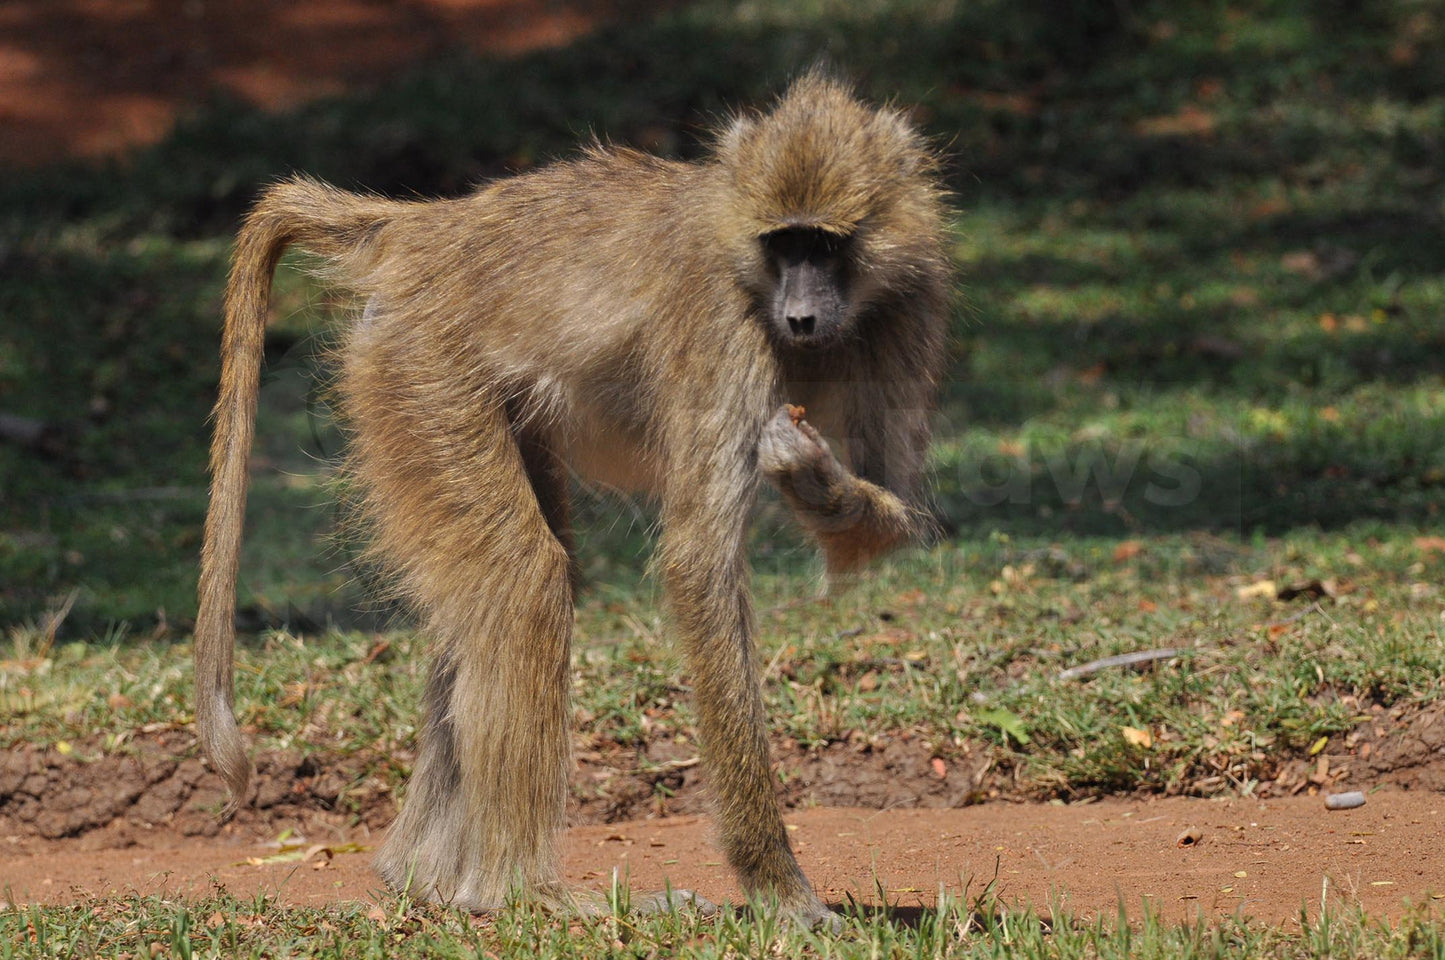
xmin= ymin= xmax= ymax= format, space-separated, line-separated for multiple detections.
xmin=195 ymin=71 xmax=951 ymax=922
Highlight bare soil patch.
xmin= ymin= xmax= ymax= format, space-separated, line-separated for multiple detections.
xmin=0 ymin=728 xmax=996 ymax=844
xmin=7 ymin=701 xmax=1443 ymax=847
xmin=4 ymin=793 xmax=1444 ymax=925
xmin=1335 ymin=700 xmax=1445 ymax=792
xmin=4 ymin=706 xmax=1445 ymax=923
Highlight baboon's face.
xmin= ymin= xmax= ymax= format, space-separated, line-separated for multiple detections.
xmin=761 ymin=227 xmax=851 ymax=348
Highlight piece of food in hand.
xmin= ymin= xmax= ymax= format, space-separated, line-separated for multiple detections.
xmin=785 ymin=404 xmax=807 ymax=425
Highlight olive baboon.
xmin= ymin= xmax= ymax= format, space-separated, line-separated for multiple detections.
xmin=196 ymin=72 xmax=951 ymax=923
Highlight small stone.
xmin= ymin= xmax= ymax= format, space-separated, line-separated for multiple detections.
xmin=1325 ymin=791 xmax=1366 ymax=810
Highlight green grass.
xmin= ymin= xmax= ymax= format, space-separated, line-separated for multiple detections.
xmin=7 ymin=527 xmax=1443 ymax=804
xmin=5 ymin=891 xmax=1445 ymax=959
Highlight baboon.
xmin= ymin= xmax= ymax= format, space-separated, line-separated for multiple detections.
xmin=195 ymin=72 xmax=951 ymax=924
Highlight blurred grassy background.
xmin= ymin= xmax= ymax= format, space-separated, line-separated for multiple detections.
xmin=1 ymin=0 xmax=1442 ymax=635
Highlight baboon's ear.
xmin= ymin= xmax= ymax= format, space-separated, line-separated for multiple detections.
xmin=877 ymin=108 xmax=929 ymax=177
xmin=717 ymin=114 xmax=757 ymax=157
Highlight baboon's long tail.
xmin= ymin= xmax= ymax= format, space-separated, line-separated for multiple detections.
xmin=195 ymin=176 xmax=395 ymax=820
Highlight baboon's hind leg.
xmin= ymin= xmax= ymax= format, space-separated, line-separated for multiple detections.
xmin=343 ymin=357 xmax=574 ymax=910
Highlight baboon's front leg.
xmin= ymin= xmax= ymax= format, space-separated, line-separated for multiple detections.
xmin=759 ymin=406 xmax=919 ymax=574
xmin=658 ymin=464 xmax=832 ymax=926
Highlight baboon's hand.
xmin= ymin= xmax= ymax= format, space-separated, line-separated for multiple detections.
xmin=758 ymin=405 xmax=843 ymax=491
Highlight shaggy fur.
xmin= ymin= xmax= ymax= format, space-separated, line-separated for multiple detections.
xmin=195 ymin=72 xmax=951 ymax=923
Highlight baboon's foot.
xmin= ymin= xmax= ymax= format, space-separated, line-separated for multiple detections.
xmin=625 ymin=888 xmax=720 ymax=918
xmin=403 ymin=882 xmax=718 ymax=919
xmin=372 ymin=850 xmax=529 ymax=914
xmin=776 ymin=893 xmax=843 ymax=933
xmin=548 ymin=884 xmax=717 ymax=918
xmin=802 ymin=902 xmax=845 ymax=934
xmin=375 ymin=849 xmax=715 ymax=918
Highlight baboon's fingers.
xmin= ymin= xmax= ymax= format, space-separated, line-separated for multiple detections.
xmin=748 ymin=894 xmax=841 ymax=932
xmin=533 ymin=886 xmax=718 ymax=918
xmin=794 ymin=418 xmax=828 ymax=450
xmin=629 ymin=888 xmax=720 ymax=917
xmin=758 ymin=405 xmax=834 ymax=480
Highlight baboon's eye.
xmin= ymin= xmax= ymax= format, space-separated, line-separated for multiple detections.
xmin=814 ymin=231 xmax=847 ymax=257
xmin=761 ymin=227 xmax=850 ymax=266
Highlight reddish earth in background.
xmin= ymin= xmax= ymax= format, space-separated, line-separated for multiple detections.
xmin=0 ymin=0 xmax=668 ymax=166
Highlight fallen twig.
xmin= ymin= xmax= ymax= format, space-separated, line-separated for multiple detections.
xmin=1058 ymin=648 xmax=1181 ymax=682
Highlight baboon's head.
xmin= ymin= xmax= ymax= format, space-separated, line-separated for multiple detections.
xmin=759 ymin=224 xmax=850 ymax=347
xmin=714 ymin=70 xmax=946 ymax=351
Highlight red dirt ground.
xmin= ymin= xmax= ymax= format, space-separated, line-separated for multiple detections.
xmin=4 ymin=792 xmax=1444 ymax=924
xmin=6 ymin=703 xmax=1445 ymax=923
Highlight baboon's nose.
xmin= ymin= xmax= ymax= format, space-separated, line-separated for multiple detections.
xmin=787 ymin=314 xmax=816 ymax=337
